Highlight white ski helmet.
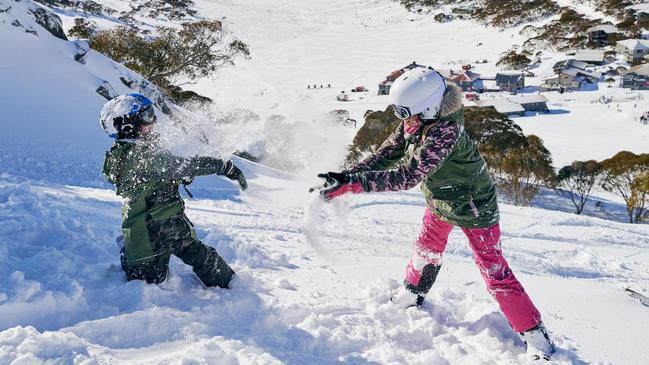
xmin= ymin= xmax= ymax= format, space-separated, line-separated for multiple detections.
xmin=389 ymin=67 xmax=447 ymax=120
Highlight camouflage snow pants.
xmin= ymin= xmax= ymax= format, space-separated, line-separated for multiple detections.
xmin=120 ymin=214 xmax=234 ymax=288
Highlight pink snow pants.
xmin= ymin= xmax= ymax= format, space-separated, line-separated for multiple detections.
xmin=405 ymin=208 xmax=542 ymax=332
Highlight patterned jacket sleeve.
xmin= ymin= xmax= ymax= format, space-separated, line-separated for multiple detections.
xmin=348 ymin=123 xmax=406 ymax=173
xmin=353 ymin=121 xmax=462 ymax=192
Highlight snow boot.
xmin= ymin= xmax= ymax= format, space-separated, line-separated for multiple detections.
xmin=519 ymin=322 xmax=556 ymax=361
xmin=403 ymin=264 xmax=442 ymax=306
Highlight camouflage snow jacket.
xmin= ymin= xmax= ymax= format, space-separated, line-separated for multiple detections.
xmin=349 ymin=86 xmax=499 ymax=228
xmin=103 ymin=139 xmax=231 ymax=264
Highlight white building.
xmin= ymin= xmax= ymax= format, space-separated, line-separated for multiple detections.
xmin=615 ymin=39 xmax=649 ymax=63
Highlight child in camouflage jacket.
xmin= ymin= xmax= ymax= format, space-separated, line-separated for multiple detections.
xmin=318 ymin=68 xmax=555 ymax=360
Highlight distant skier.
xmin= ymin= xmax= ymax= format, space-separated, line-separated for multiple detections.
xmin=316 ymin=68 xmax=556 ymax=360
xmin=100 ymin=93 xmax=247 ymax=288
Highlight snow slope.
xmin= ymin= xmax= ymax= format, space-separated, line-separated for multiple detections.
xmin=16 ymin=0 xmax=649 ymax=170
xmin=0 ymin=0 xmax=145 ymax=186
xmin=0 ymin=0 xmax=196 ymax=186
xmin=1 ymin=161 xmax=649 ymax=364
xmin=0 ymin=0 xmax=119 ymax=183
xmin=2 ymin=0 xmax=649 ymax=364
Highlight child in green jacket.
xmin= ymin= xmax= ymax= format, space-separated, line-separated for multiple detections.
xmin=101 ymin=93 xmax=246 ymax=287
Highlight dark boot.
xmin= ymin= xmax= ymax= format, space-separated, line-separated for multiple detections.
xmin=178 ymin=241 xmax=235 ymax=288
xmin=404 ymin=264 xmax=441 ymax=306
xmin=120 ymin=247 xmax=170 ymax=284
xmin=195 ymin=247 xmax=235 ymax=288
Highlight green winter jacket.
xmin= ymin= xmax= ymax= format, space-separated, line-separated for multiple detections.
xmin=349 ymin=88 xmax=499 ymax=228
xmin=103 ymin=139 xmax=231 ymax=264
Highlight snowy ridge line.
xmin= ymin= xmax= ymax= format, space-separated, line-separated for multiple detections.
xmin=36 ymin=0 xmax=202 ymax=33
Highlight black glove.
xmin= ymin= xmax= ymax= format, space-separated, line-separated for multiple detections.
xmin=181 ymin=177 xmax=195 ymax=198
xmin=224 ymin=161 xmax=247 ymax=191
xmin=309 ymin=171 xmax=352 ymax=193
xmin=317 ymin=172 xmax=350 ymax=187
xmin=315 ymin=171 xmax=360 ymax=201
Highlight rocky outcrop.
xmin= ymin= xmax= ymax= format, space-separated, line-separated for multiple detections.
xmin=72 ymin=40 xmax=90 ymax=63
xmin=7 ymin=10 xmax=38 ymax=36
xmin=119 ymin=76 xmax=135 ymax=88
xmin=96 ymin=81 xmax=118 ymax=100
xmin=28 ymin=3 xmax=67 ymax=40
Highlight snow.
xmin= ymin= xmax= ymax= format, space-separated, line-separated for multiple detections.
xmin=0 ymin=0 xmax=153 ymax=186
xmin=1 ymin=170 xmax=649 ymax=364
xmin=477 ymin=99 xmax=526 ymax=114
xmin=2 ymin=0 xmax=649 ymax=364
xmin=573 ymin=49 xmax=605 ymax=64
xmin=514 ymin=86 xmax=649 ymax=167
xmin=616 ymin=39 xmax=649 ymax=51
xmin=627 ymin=3 xmax=649 ymax=13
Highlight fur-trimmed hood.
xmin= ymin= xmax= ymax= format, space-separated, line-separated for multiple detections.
xmin=439 ymin=83 xmax=463 ymax=118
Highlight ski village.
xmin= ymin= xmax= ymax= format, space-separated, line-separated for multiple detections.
xmin=2 ymin=0 xmax=649 ymax=364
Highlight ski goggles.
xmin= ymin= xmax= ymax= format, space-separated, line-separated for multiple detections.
xmin=392 ymin=104 xmax=414 ymax=119
xmin=137 ymin=105 xmax=157 ymax=125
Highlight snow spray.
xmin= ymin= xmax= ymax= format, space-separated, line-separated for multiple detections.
xmin=303 ymin=192 xmax=334 ymax=259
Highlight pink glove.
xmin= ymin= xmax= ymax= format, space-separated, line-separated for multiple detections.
xmin=323 ymin=182 xmax=364 ymax=201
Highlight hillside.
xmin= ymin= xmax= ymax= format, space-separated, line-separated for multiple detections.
xmin=0 ymin=0 xmax=181 ymax=186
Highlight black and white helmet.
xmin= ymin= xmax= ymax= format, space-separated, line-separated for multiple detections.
xmin=389 ymin=67 xmax=447 ymax=120
xmin=99 ymin=93 xmax=157 ymax=139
